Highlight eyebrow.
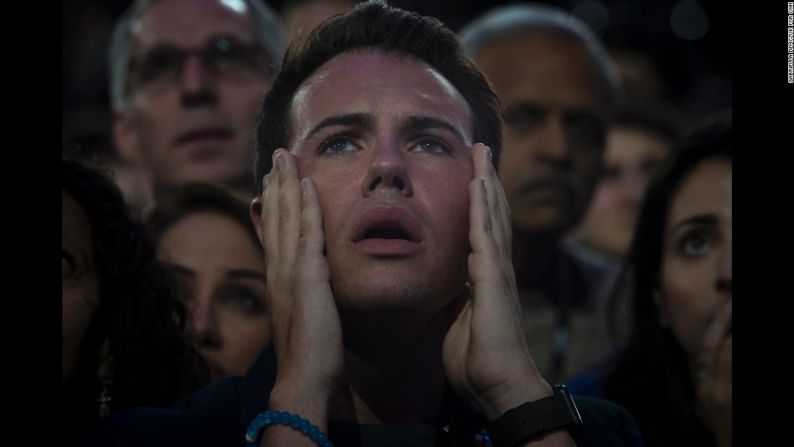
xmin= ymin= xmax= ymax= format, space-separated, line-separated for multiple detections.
xmin=164 ymin=263 xmax=196 ymax=278
xmin=227 ymin=269 xmax=267 ymax=284
xmin=303 ymin=112 xmax=372 ymax=142
xmin=669 ymin=214 xmax=718 ymax=235
xmin=164 ymin=263 xmax=267 ymax=284
xmin=403 ymin=115 xmax=467 ymax=143
xmin=302 ymin=112 xmax=467 ymax=144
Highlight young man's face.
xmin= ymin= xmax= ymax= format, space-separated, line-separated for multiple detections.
xmin=474 ymin=31 xmax=609 ymax=235
xmin=288 ymin=50 xmax=475 ymax=315
xmin=116 ymin=0 xmax=272 ymax=194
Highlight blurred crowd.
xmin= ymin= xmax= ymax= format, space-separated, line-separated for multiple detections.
xmin=63 ymin=1 xmax=731 ymax=446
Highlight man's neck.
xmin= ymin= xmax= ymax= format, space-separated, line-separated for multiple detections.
xmin=330 ymin=310 xmax=449 ymax=425
xmin=512 ymin=228 xmax=564 ymax=291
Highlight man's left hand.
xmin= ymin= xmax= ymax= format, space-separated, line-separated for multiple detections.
xmin=442 ymin=143 xmax=553 ymax=421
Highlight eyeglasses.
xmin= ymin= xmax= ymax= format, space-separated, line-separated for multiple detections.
xmin=128 ymin=36 xmax=271 ymax=90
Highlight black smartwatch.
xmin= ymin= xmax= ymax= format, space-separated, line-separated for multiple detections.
xmin=486 ymin=384 xmax=583 ymax=447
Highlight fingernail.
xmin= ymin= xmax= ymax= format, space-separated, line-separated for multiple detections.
xmin=272 ymin=150 xmax=281 ymax=169
xmin=300 ymin=178 xmax=308 ymax=196
xmin=263 ymin=174 xmax=270 ymax=188
xmin=486 ymin=147 xmax=493 ymax=161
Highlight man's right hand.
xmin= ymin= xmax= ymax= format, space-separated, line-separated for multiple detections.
xmin=255 ymin=148 xmax=344 ymax=435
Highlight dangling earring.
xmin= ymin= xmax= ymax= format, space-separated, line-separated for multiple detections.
xmin=98 ymin=355 xmax=114 ymax=418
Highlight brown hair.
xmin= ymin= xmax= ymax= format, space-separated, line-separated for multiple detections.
xmin=253 ymin=0 xmax=502 ymax=193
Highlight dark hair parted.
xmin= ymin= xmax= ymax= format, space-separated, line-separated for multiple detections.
xmin=147 ymin=182 xmax=259 ymax=247
xmin=254 ymin=0 xmax=502 ymax=194
xmin=602 ymin=121 xmax=731 ymax=446
xmin=62 ymin=159 xmax=207 ymax=418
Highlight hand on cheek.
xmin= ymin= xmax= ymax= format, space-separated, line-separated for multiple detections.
xmin=257 ymin=149 xmax=344 ymax=437
xmin=443 ymin=143 xmax=556 ymax=423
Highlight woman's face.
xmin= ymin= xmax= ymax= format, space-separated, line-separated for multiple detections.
xmin=573 ymin=126 xmax=671 ymax=258
xmin=157 ymin=212 xmax=270 ymax=381
xmin=62 ymin=190 xmax=100 ymax=382
xmin=660 ymin=158 xmax=732 ymax=356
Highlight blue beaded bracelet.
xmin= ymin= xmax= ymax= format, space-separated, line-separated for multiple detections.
xmin=245 ymin=410 xmax=333 ymax=447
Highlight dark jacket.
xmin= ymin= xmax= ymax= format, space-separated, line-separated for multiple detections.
xmin=76 ymin=344 xmax=644 ymax=447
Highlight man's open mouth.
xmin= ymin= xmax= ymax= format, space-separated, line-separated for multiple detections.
xmin=352 ymin=207 xmax=421 ymax=243
xmin=351 ymin=207 xmax=423 ymax=255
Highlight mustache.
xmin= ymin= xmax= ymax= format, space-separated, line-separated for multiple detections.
xmin=512 ymin=172 xmax=583 ymax=198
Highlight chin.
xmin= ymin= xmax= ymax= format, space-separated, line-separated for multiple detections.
xmin=334 ymin=268 xmax=460 ymax=317
xmin=337 ymin=276 xmax=424 ymax=309
xmin=192 ymin=165 xmax=240 ymax=182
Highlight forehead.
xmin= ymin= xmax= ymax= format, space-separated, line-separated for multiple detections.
xmin=669 ymin=159 xmax=732 ymax=223
xmin=159 ymin=212 xmax=262 ymax=262
xmin=606 ymin=127 xmax=671 ymax=163
xmin=289 ymin=50 xmax=473 ymax=142
xmin=162 ymin=212 xmax=248 ymax=245
xmin=132 ymin=0 xmax=257 ymax=49
xmin=475 ymin=30 xmax=607 ymax=111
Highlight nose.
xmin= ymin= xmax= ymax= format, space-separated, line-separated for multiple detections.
xmin=533 ymin=114 xmax=571 ymax=168
xmin=361 ymin=138 xmax=413 ymax=197
xmin=190 ymin=293 xmax=222 ymax=350
xmin=180 ymin=54 xmax=218 ymax=108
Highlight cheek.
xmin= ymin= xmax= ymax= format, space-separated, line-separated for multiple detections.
xmin=217 ymin=315 xmax=271 ymax=374
xmin=219 ymin=314 xmax=271 ymax=347
xmin=222 ymin=82 xmax=268 ymax=119
xmin=661 ymin=260 xmax=719 ymax=353
xmin=131 ymin=106 xmax=174 ymax=154
xmin=497 ymin=141 xmax=535 ymax=196
xmin=297 ymin=161 xmax=361 ymax=242
xmin=133 ymin=91 xmax=178 ymax=125
xmin=419 ymin=167 xmax=472 ymax=248
xmin=61 ymin=282 xmax=99 ymax=379
xmin=62 ymin=294 xmax=92 ymax=348
xmin=588 ymin=185 xmax=618 ymax=214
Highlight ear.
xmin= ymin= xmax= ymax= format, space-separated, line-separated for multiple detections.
xmin=250 ymin=196 xmax=265 ymax=246
xmin=113 ymin=108 xmax=143 ymax=163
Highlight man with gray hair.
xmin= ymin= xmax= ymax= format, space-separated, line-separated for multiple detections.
xmin=109 ymin=0 xmax=285 ymax=210
xmin=459 ymin=3 xmax=622 ymax=383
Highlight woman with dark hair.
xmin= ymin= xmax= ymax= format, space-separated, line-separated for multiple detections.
xmin=63 ymin=159 xmax=207 ymax=437
xmin=147 ymin=182 xmax=271 ymax=382
xmin=593 ymin=122 xmax=732 ymax=446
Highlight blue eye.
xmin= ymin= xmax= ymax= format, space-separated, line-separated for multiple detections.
xmin=321 ymin=136 xmax=357 ymax=154
xmin=218 ymin=286 xmax=267 ymax=316
xmin=229 ymin=293 xmax=265 ymax=314
xmin=681 ymin=233 xmax=710 ymax=256
xmin=412 ymin=138 xmax=449 ymax=154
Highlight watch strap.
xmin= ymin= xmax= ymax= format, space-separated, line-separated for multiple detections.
xmin=486 ymin=385 xmax=582 ymax=446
